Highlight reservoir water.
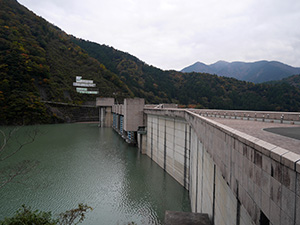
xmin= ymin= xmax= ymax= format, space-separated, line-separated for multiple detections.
xmin=0 ymin=123 xmax=190 ymax=224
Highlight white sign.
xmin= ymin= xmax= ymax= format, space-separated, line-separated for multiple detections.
xmin=74 ymin=76 xmax=98 ymax=94
xmin=73 ymin=82 xmax=96 ymax=87
xmin=76 ymin=88 xmax=88 ymax=91
xmin=76 ymin=76 xmax=93 ymax=84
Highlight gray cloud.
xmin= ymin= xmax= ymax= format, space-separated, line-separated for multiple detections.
xmin=19 ymin=0 xmax=300 ymax=70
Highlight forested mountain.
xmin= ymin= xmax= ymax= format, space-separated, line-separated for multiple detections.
xmin=182 ymin=61 xmax=300 ymax=83
xmin=0 ymin=0 xmax=132 ymax=124
xmin=71 ymin=38 xmax=179 ymax=103
xmin=267 ymin=74 xmax=300 ymax=89
xmin=280 ymin=74 xmax=300 ymax=88
xmin=73 ymin=39 xmax=300 ymax=111
xmin=1 ymin=0 xmax=300 ymax=125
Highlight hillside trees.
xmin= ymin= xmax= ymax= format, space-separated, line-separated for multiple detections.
xmin=0 ymin=0 xmax=133 ymax=125
xmin=1 ymin=0 xmax=300 ymax=126
xmin=73 ymin=37 xmax=300 ymax=111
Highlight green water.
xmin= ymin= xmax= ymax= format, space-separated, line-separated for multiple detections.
xmin=0 ymin=123 xmax=190 ymax=224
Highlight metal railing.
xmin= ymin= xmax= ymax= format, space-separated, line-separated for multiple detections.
xmin=190 ymin=109 xmax=300 ymax=125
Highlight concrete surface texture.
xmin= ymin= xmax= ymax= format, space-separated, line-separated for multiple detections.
xmin=123 ymin=98 xmax=145 ymax=131
xmin=207 ymin=117 xmax=300 ymax=154
xmin=143 ymin=108 xmax=300 ymax=225
xmin=145 ymin=113 xmax=255 ymax=224
xmin=164 ymin=211 xmax=211 ymax=225
xmin=96 ymin=97 xmax=114 ymax=106
xmin=146 ymin=114 xmax=190 ymax=188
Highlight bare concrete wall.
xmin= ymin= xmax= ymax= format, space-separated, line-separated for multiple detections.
xmin=144 ymin=108 xmax=300 ymax=225
xmin=146 ymin=114 xmax=190 ymax=189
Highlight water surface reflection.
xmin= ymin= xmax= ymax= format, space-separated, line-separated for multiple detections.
xmin=0 ymin=123 xmax=190 ymax=224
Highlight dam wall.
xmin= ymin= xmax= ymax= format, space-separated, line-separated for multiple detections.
xmin=144 ymin=108 xmax=300 ymax=225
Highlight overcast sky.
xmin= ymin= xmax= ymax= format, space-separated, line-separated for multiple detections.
xmin=18 ymin=0 xmax=300 ymax=70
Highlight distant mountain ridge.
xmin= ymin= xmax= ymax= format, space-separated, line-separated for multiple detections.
xmin=181 ymin=60 xmax=300 ymax=83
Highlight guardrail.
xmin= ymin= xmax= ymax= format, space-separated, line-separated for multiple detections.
xmin=190 ymin=109 xmax=300 ymax=125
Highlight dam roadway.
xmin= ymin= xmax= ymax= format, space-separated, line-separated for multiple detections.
xmin=198 ymin=114 xmax=300 ymax=154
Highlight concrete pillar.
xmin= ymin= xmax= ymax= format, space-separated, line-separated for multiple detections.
xmin=137 ymin=127 xmax=147 ymax=154
xmin=99 ymin=107 xmax=104 ymax=127
xmin=120 ymin=98 xmax=145 ymax=144
xmin=116 ymin=114 xmax=120 ymax=130
xmin=104 ymin=107 xmax=113 ymax=127
xmin=96 ymin=97 xmax=114 ymax=127
xmin=98 ymin=106 xmax=113 ymax=127
xmin=123 ymin=98 xmax=145 ymax=132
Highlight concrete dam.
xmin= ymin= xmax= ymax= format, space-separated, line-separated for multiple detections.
xmin=96 ymin=97 xmax=300 ymax=225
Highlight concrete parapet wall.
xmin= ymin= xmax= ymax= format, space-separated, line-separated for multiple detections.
xmin=144 ymin=108 xmax=300 ymax=225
